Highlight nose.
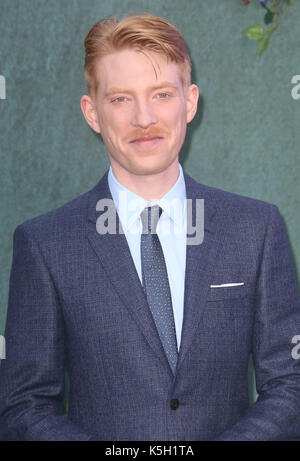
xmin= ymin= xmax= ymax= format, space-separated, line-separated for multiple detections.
xmin=131 ymin=99 xmax=157 ymax=129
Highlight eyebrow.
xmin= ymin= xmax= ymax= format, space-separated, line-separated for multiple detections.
xmin=104 ymin=81 xmax=179 ymax=99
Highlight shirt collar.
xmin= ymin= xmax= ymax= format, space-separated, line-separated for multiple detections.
xmin=108 ymin=163 xmax=186 ymax=232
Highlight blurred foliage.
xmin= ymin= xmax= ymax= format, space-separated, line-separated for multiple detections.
xmin=242 ymin=0 xmax=291 ymax=55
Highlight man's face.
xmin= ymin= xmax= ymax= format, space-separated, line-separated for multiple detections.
xmin=81 ymin=48 xmax=198 ymax=178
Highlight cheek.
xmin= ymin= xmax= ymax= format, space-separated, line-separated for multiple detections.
xmin=99 ymin=113 xmax=125 ymax=146
xmin=105 ymin=110 xmax=130 ymax=134
xmin=161 ymin=101 xmax=186 ymax=129
xmin=169 ymin=112 xmax=187 ymax=140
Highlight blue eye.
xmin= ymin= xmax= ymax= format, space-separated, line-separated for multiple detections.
xmin=157 ymin=93 xmax=169 ymax=99
xmin=113 ymin=97 xmax=127 ymax=103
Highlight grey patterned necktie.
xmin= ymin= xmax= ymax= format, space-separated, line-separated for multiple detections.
xmin=140 ymin=205 xmax=178 ymax=374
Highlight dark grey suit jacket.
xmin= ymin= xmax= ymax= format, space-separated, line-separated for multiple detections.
xmin=1 ymin=170 xmax=300 ymax=440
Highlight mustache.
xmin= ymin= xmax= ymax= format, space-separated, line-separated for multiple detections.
xmin=126 ymin=129 xmax=167 ymax=143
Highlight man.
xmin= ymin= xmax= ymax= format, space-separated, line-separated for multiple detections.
xmin=0 ymin=12 xmax=300 ymax=441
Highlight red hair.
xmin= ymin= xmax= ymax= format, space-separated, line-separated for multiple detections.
xmin=84 ymin=12 xmax=192 ymax=95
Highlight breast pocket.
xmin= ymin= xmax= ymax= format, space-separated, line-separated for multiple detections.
xmin=207 ymin=283 xmax=247 ymax=302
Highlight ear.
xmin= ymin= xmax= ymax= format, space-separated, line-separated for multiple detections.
xmin=185 ymin=84 xmax=199 ymax=124
xmin=80 ymin=95 xmax=101 ymax=134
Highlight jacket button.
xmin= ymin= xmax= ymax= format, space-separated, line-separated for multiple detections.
xmin=170 ymin=398 xmax=179 ymax=410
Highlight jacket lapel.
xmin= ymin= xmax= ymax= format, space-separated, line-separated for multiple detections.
xmin=86 ymin=172 xmax=173 ymax=375
xmin=176 ymin=172 xmax=223 ymax=372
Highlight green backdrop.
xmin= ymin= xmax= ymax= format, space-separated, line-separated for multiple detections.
xmin=1 ymin=0 xmax=299 ymax=407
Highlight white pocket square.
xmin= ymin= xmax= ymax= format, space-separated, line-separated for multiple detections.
xmin=210 ymin=282 xmax=244 ymax=288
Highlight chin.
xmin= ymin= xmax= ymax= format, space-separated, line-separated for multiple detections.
xmin=129 ymin=160 xmax=174 ymax=177
xmin=130 ymin=152 xmax=177 ymax=174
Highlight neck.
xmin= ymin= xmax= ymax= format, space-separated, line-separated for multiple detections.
xmin=110 ymin=160 xmax=180 ymax=201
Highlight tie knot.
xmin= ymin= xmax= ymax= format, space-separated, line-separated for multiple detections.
xmin=140 ymin=205 xmax=162 ymax=234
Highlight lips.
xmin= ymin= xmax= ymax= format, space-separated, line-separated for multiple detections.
xmin=129 ymin=136 xmax=163 ymax=150
xmin=131 ymin=136 xmax=162 ymax=143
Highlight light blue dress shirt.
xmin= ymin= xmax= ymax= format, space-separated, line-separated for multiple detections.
xmin=108 ymin=163 xmax=187 ymax=350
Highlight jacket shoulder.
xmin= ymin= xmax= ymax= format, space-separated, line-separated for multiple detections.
xmin=184 ymin=172 xmax=278 ymax=225
xmin=13 ymin=182 xmax=98 ymax=241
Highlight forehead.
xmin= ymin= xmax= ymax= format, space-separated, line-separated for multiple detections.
xmin=94 ymin=49 xmax=183 ymax=94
